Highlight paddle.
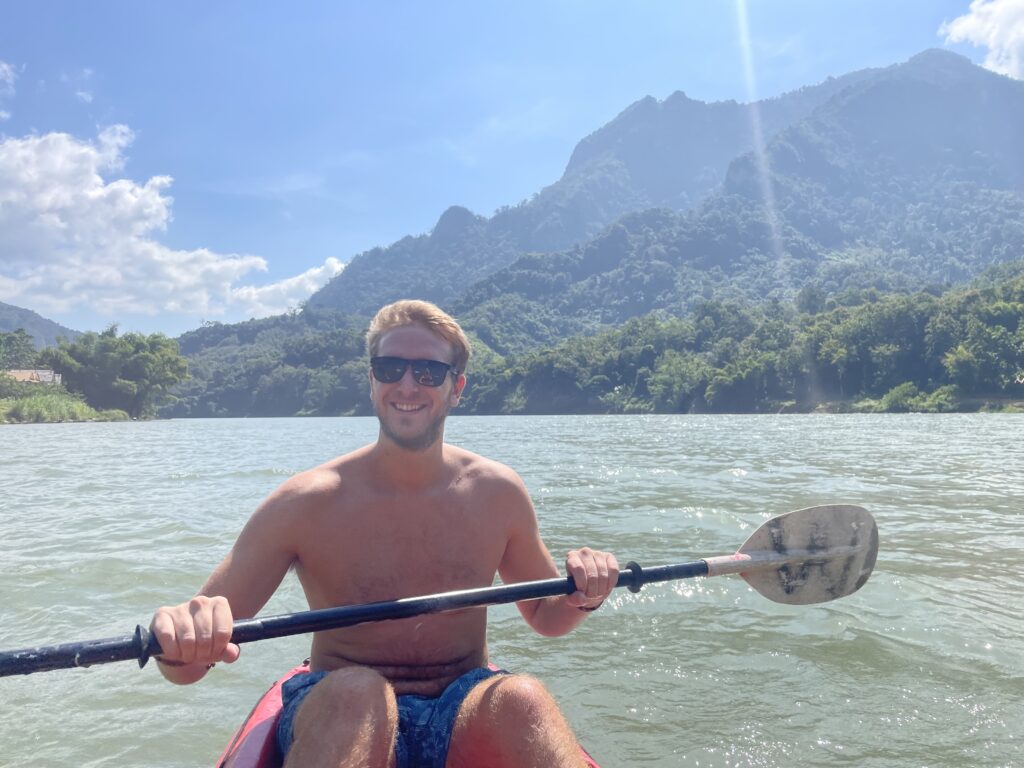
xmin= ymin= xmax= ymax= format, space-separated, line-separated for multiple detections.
xmin=0 ymin=504 xmax=877 ymax=678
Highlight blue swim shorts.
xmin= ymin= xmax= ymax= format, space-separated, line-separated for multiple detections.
xmin=276 ymin=666 xmax=506 ymax=768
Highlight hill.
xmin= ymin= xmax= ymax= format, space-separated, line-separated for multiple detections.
xmin=454 ymin=50 xmax=1024 ymax=353
xmin=308 ymin=63 xmax=880 ymax=315
xmin=168 ymin=50 xmax=1024 ymax=416
xmin=0 ymin=301 xmax=81 ymax=348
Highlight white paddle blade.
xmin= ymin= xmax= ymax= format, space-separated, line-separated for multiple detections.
xmin=704 ymin=505 xmax=878 ymax=605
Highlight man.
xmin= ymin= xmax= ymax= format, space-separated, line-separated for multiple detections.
xmin=151 ymin=299 xmax=619 ymax=768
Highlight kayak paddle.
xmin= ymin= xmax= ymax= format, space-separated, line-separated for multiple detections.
xmin=0 ymin=504 xmax=877 ymax=677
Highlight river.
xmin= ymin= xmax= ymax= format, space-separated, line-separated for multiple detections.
xmin=1 ymin=415 xmax=1021 ymax=767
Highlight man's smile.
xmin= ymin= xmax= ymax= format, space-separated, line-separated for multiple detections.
xmin=392 ymin=402 xmax=427 ymax=412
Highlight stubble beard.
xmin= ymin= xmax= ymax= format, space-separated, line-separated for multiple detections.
xmin=376 ymin=401 xmax=450 ymax=452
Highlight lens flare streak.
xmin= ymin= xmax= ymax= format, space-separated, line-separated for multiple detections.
xmin=735 ymin=0 xmax=784 ymax=260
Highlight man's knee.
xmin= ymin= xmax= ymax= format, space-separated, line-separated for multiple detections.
xmin=294 ymin=666 xmax=396 ymax=731
xmin=450 ymin=674 xmax=579 ymax=767
xmin=286 ymin=667 xmax=397 ymax=767
xmin=475 ymin=674 xmax=560 ymax=723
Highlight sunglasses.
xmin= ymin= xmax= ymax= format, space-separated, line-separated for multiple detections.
xmin=370 ymin=356 xmax=457 ymax=387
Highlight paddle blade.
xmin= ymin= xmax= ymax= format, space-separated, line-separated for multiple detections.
xmin=706 ymin=504 xmax=878 ymax=605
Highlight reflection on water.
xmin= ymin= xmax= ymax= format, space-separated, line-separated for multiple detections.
xmin=1 ymin=415 xmax=1021 ymax=767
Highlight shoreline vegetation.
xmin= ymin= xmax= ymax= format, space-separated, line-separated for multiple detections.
xmin=1 ymin=325 xmax=182 ymax=424
xmin=0 ymin=387 xmax=129 ymax=424
xmin=3 ymin=271 xmax=1023 ymax=424
xmin=165 ymin=269 xmax=1024 ymax=420
xmin=2 ymin=398 xmax=1022 ymax=425
xmin=2 ymin=356 xmax=1022 ymax=425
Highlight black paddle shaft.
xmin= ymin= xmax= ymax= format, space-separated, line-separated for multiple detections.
xmin=0 ymin=560 xmax=708 ymax=677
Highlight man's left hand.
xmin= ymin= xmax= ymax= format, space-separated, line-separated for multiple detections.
xmin=565 ymin=548 xmax=619 ymax=611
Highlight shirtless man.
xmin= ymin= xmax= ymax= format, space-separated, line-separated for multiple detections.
xmin=151 ymin=299 xmax=619 ymax=768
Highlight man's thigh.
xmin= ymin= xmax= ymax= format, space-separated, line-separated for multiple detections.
xmin=446 ymin=674 xmax=581 ymax=768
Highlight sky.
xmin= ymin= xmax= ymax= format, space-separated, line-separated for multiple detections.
xmin=1 ymin=0 xmax=1021 ymax=337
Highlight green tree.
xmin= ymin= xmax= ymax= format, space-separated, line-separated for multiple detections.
xmin=648 ymin=350 xmax=708 ymax=412
xmin=0 ymin=329 xmax=38 ymax=369
xmin=39 ymin=325 xmax=188 ymax=418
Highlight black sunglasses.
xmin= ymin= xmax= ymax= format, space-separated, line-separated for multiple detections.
xmin=370 ymin=356 xmax=457 ymax=387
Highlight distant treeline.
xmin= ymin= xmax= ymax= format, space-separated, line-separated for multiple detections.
xmin=165 ymin=270 xmax=1024 ymax=418
xmin=1 ymin=326 xmax=187 ymax=423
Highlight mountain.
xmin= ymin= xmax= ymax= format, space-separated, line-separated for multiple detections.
xmin=552 ymin=65 xmax=880 ymax=220
xmin=169 ymin=50 xmax=1024 ymax=416
xmin=451 ymin=50 xmax=1024 ymax=353
xmin=309 ymin=205 xmax=520 ymax=316
xmin=308 ymin=63 xmax=881 ymax=315
xmin=0 ymin=301 xmax=81 ymax=348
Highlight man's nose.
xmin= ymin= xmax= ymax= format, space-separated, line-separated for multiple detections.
xmin=395 ymin=363 xmax=421 ymax=390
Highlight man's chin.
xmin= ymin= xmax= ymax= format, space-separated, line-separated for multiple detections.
xmin=377 ymin=409 xmax=448 ymax=452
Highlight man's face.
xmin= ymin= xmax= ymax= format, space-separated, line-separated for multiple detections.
xmin=370 ymin=324 xmax=465 ymax=452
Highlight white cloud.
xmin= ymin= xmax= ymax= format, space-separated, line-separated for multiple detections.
xmin=0 ymin=60 xmax=15 ymax=94
xmin=60 ymin=67 xmax=98 ymax=107
xmin=230 ymin=258 xmax=345 ymax=318
xmin=0 ymin=60 xmax=16 ymax=119
xmin=941 ymin=0 xmax=1024 ymax=79
xmin=0 ymin=125 xmax=344 ymax=330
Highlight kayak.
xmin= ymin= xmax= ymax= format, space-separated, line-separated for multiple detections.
xmin=216 ymin=663 xmax=601 ymax=767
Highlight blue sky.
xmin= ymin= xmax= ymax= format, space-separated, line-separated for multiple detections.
xmin=0 ymin=1 xmax=1019 ymax=337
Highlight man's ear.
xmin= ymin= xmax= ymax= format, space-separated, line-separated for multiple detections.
xmin=450 ymin=373 xmax=466 ymax=405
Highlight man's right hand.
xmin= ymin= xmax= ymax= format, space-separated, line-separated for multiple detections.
xmin=150 ymin=595 xmax=240 ymax=683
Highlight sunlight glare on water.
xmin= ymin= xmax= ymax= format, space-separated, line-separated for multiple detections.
xmin=0 ymin=414 xmax=1021 ymax=767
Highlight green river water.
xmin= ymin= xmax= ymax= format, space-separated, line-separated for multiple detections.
xmin=1 ymin=414 xmax=1021 ymax=767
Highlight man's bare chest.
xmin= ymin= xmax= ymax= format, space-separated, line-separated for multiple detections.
xmin=294 ymin=491 xmax=508 ymax=607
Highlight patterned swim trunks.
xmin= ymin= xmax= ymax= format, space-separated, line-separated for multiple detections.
xmin=277 ymin=666 xmax=506 ymax=768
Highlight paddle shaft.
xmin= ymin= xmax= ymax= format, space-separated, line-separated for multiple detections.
xmin=0 ymin=560 xmax=705 ymax=677
xmin=1 ymin=503 xmax=879 ymax=677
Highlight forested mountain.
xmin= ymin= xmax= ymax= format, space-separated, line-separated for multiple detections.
xmin=165 ymin=263 xmax=1024 ymax=417
xmin=308 ymin=62 xmax=880 ymax=315
xmin=555 ymin=64 xmax=879 ymax=218
xmin=456 ymin=50 xmax=1024 ymax=354
xmin=0 ymin=301 xmax=80 ymax=349
xmin=166 ymin=49 xmax=1024 ymax=416
xmin=308 ymin=205 xmax=521 ymax=316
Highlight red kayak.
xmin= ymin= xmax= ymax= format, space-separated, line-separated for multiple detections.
xmin=216 ymin=663 xmax=601 ymax=767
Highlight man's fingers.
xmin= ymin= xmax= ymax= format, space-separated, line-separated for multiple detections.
xmin=150 ymin=609 xmax=181 ymax=660
xmin=220 ymin=642 xmax=241 ymax=664
xmin=190 ymin=599 xmax=215 ymax=661
xmin=151 ymin=595 xmax=235 ymax=667
xmin=566 ymin=548 xmax=618 ymax=606
xmin=210 ymin=597 xmax=235 ymax=661
xmin=602 ymin=553 xmax=620 ymax=595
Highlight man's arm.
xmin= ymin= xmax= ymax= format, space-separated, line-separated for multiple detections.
xmin=496 ymin=472 xmax=618 ymax=637
xmin=149 ymin=474 xmax=317 ymax=684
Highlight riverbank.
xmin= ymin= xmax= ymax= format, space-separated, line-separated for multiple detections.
xmin=5 ymin=399 xmax=1022 ymax=423
xmin=0 ymin=391 xmax=128 ymax=423
xmin=776 ymin=390 xmax=1024 ymax=414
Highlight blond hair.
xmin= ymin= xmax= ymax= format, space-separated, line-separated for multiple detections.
xmin=366 ymin=300 xmax=471 ymax=374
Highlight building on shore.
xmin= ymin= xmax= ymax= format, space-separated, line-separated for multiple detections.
xmin=4 ymin=369 xmax=63 ymax=385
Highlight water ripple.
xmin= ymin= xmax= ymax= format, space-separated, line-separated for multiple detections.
xmin=1 ymin=415 xmax=1022 ymax=767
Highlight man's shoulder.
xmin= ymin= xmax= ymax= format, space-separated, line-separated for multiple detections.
xmin=444 ymin=444 xmax=529 ymax=496
xmin=446 ymin=443 xmax=513 ymax=475
xmin=271 ymin=446 xmax=369 ymax=504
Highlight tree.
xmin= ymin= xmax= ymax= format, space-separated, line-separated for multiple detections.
xmin=39 ymin=325 xmax=189 ymax=418
xmin=796 ymin=282 xmax=826 ymax=315
xmin=0 ymin=329 xmax=38 ymax=369
xmin=648 ymin=350 xmax=708 ymax=412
